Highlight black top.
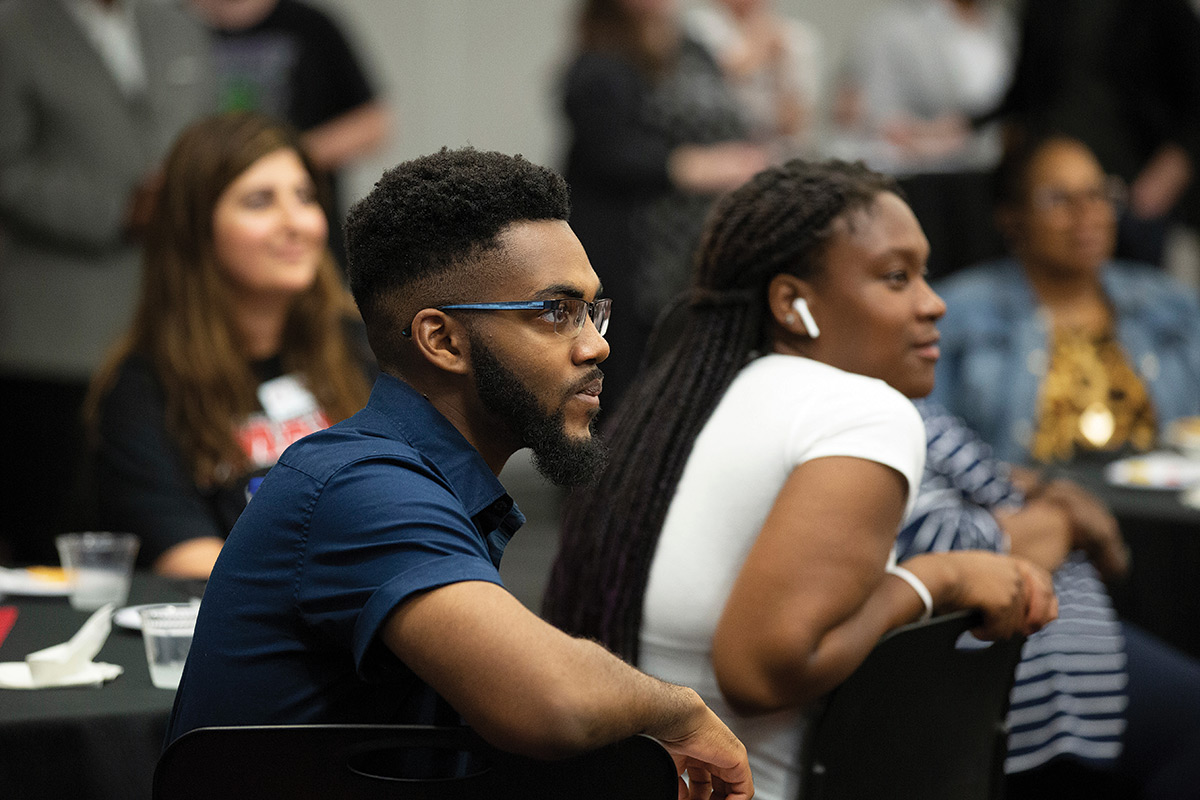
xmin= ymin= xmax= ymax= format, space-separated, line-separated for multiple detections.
xmin=992 ymin=0 xmax=1200 ymax=180
xmin=89 ymin=333 xmax=375 ymax=565
xmin=562 ymin=50 xmax=674 ymax=201
xmin=560 ymin=39 xmax=746 ymax=409
xmin=211 ymin=0 xmax=375 ymax=131
xmin=209 ymin=0 xmax=378 ymax=264
xmin=91 ymin=354 xmax=282 ymax=565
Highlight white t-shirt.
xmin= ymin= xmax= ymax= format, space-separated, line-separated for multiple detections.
xmin=639 ymin=354 xmax=926 ymax=800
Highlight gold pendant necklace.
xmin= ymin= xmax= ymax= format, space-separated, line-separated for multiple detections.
xmin=1079 ymin=400 xmax=1116 ymax=447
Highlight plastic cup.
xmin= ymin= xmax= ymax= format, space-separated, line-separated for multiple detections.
xmin=55 ymin=532 xmax=140 ymax=611
xmin=140 ymin=602 xmax=198 ymax=690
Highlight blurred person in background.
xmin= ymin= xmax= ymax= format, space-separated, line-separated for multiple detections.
xmin=932 ymin=135 xmax=1200 ymax=466
xmin=84 ymin=112 xmax=373 ymax=579
xmin=560 ymin=0 xmax=768 ymax=412
xmin=684 ymin=0 xmax=823 ymax=157
xmin=989 ymin=0 xmax=1200 ymax=267
xmin=831 ymin=0 xmax=1015 ymax=280
xmin=191 ymin=0 xmax=390 ymax=266
xmin=0 ymin=0 xmax=214 ymax=565
xmin=899 ymin=399 xmax=1200 ymax=800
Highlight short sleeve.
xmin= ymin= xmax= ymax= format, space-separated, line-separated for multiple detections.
xmin=787 ymin=374 xmax=927 ymax=520
xmin=294 ymin=456 xmax=505 ymax=681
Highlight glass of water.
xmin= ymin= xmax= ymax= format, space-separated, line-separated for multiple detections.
xmin=55 ymin=532 xmax=140 ymax=611
xmin=140 ymin=602 xmax=199 ymax=690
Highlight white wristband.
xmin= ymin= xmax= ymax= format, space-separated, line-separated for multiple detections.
xmin=887 ymin=565 xmax=933 ymax=622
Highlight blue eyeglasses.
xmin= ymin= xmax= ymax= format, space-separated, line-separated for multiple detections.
xmin=401 ymin=297 xmax=612 ymax=338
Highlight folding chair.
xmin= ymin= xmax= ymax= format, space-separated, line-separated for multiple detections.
xmin=801 ymin=610 xmax=1026 ymax=800
xmin=153 ymin=723 xmax=678 ymax=800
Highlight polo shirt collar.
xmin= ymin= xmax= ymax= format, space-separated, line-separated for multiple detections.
xmin=368 ymin=374 xmax=525 ymax=558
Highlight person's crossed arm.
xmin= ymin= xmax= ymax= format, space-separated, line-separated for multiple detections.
xmin=713 ymin=456 xmax=1056 ymax=716
xmin=382 ymin=579 xmax=754 ymax=800
xmin=1002 ymin=470 xmax=1129 ymax=581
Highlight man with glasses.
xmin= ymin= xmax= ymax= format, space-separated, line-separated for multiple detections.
xmin=166 ymin=147 xmax=752 ymax=798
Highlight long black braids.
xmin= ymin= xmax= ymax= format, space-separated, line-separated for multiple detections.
xmin=543 ymin=159 xmax=900 ymax=662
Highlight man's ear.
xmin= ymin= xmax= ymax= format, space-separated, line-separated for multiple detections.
xmin=409 ymin=308 xmax=472 ymax=375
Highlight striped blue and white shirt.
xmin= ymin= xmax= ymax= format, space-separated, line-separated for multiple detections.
xmin=895 ymin=400 xmax=1127 ymax=773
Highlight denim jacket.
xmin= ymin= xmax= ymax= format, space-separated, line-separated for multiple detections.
xmin=930 ymin=258 xmax=1200 ymax=464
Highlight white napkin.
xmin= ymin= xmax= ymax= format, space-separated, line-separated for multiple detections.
xmin=1104 ymin=451 xmax=1200 ymax=489
xmin=0 ymin=604 xmax=124 ymax=689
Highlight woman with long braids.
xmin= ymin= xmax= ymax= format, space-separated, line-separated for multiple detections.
xmin=545 ymin=159 xmax=1058 ymax=799
xmin=84 ymin=112 xmax=372 ymax=579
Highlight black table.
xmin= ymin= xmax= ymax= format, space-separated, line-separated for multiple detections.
xmin=1047 ymin=461 xmax=1200 ymax=661
xmin=0 ymin=573 xmax=202 ymax=800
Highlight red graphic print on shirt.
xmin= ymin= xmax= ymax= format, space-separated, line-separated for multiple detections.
xmin=236 ymin=409 xmax=331 ymax=469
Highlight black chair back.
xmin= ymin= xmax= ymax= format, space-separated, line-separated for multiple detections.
xmin=801 ymin=610 xmax=1025 ymax=800
xmin=154 ymin=724 xmax=678 ymax=799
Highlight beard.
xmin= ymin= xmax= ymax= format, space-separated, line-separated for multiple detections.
xmin=470 ymin=336 xmax=608 ymax=487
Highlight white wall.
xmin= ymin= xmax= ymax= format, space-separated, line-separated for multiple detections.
xmin=311 ymin=0 xmax=892 ymax=209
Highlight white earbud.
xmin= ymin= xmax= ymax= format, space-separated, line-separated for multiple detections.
xmin=791 ymin=297 xmax=820 ymax=339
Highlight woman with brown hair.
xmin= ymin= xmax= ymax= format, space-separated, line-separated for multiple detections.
xmin=85 ymin=112 xmax=372 ymax=579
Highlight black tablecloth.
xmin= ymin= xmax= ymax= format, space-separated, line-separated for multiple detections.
xmin=0 ymin=573 xmax=202 ymax=800
xmin=1047 ymin=462 xmax=1200 ymax=660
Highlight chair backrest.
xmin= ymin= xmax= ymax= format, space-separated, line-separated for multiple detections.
xmin=801 ymin=611 xmax=1025 ymax=800
xmin=153 ymin=724 xmax=678 ymax=800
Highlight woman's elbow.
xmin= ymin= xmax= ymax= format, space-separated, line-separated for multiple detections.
xmin=716 ymin=670 xmax=790 ymax=716
xmin=712 ymin=635 xmax=817 ymax=716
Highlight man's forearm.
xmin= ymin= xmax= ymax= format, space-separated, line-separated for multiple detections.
xmin=383 ymin=581 xmax=712 ymax=759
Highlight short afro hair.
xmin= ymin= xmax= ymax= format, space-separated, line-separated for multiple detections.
xmin=345 ymin=147 xmax=571 ymax=331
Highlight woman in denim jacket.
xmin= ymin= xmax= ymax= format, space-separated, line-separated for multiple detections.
xmin=931 ymin=135 xmax=1200 ymax=464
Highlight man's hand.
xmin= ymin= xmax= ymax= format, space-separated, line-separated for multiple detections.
xmin=383 ymin=579 xmax=755 ymax=794
xmin=655 ymin=697 xmax=754 ymax=800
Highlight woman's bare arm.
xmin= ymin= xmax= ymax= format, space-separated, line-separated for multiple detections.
xmin=712 ymin=456 xmax=1056 ymax=715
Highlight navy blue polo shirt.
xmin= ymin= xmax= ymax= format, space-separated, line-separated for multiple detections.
xmin=166 ymin=374 xmax=525 ymax=743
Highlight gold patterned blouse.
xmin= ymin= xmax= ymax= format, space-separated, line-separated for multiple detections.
xmin=1030 ymin=325 xmax=1157 ymax=463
